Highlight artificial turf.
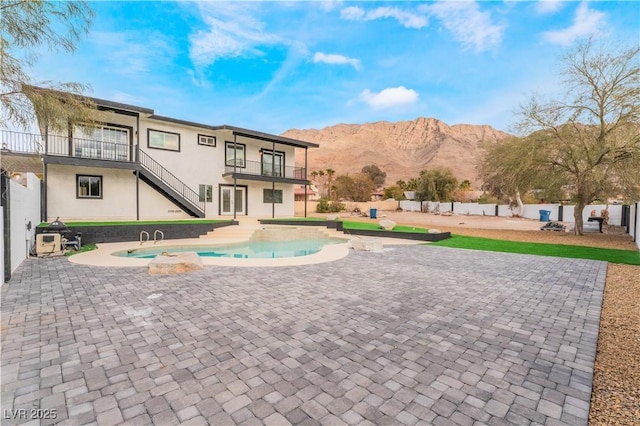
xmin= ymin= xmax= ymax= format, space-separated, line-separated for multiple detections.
xmin=431 ymin=234 xmax=640 ymax=266
xmin=341 ymin=220 xmax=429 ymax=234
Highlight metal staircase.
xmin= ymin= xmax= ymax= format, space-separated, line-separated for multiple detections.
xmin=137 ymin=149 xmax=205 ymax=218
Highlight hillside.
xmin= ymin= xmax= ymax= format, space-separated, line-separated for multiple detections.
xmin=285 ymin=117 xmax=511 ymax=187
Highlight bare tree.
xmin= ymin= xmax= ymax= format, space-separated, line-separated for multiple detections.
xmin=1 ymin=0 xmax=96 ymax=131
xmin=484 ymin=40 xmax=640 ymax=234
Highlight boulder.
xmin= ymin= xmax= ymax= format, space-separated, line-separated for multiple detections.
xmin=327 ymin=214 xmax=340 ymax=221
xmin=351 ymin=238 xmax=384 ymax=252
xmin=428 ymin=229 xmax=442 ymax=234
xmin=378 ymin=219 xmax=396 ymax=231
xmin=148 ymin=251 xmax=203 ymax=275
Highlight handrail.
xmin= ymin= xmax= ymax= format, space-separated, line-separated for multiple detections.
xmin=1 ymin=129 xmax=134 ymax=162
xmin=153 ymin=230 xmax=164 ymax=244
xmin=1 ymin=130 xmax=45 ymax=155
xmin=140 ymin=231 xmax=149 ymax=245
xmin=224 ymin=159 xmax=306 ymax=180
xmin=138 ymin=149 xmax=205 ymax=215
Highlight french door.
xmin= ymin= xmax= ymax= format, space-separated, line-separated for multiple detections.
xmin=220 ymin=186 xmax=246 ymax=215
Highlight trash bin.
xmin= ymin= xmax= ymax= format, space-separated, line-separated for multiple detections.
xmin=539 ymin=210 xmax=551 ymax=222
xmin=369 ymin=208 xmax=377 ymax=219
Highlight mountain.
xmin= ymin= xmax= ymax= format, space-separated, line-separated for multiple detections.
xmin=285 ymin=117 xmax=511 ymax=188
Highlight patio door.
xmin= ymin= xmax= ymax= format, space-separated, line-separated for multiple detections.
xmin=220 ymin=186 xmax=246 ymax=215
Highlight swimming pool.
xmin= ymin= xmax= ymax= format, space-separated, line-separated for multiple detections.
xmin=112 ymin=237 xmax=346 ymax=259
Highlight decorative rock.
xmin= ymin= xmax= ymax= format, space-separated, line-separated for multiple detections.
xmin=327 ymin=214 xmax=340 ymax=221
xmin=148 ymin=252 xmax=203 ymax=275
xmin=378 ymin=219 xmax=396 ymax=231
xmin=428 ymin=229 xmax=442 ymax=234
xmin=351 ymin=238 xmax=384 ymax=252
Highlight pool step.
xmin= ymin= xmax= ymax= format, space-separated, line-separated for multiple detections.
xmin=201 ymin=224 xmax=348 ymax=242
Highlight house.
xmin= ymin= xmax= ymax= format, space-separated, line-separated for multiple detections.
xmin=1 ymin=95 xmax=319 ymax=221
xmin=294 ymin=184 xmax=321 ymax=202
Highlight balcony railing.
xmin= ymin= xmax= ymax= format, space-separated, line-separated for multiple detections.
xmin=1 ymin=130 xmax=134 ymax=162
xmin=48 ymin=134 xmax=133 ymax=162
xmin=225 ymin=159 xmax=306 ymax=180
xmin=1 ymin=130 xmax=44 ymax=155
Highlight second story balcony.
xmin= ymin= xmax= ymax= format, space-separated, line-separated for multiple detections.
xmin=224 ymin=159 xmax=308 ymax=184
xmin=1 ymin=130 xmax=137 ymax=170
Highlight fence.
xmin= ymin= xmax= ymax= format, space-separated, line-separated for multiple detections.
xmin=1 ymin=173 xmax=41 ymax=284
xmin=398 ymin=201 xmax=628 ymax=225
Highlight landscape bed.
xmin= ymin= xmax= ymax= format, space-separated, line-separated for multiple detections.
xmin=259 ymin=218 xmax=451 ymax=242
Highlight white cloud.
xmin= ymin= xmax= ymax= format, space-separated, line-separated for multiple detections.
xmin=425 ymin=1 xmax=504 ymax=52
xmin=541 ymin=2 xmax=605 ymax=45
xmin=189 ymin=3 xmax=281 ymax=67
xmin=535 ymin=0 xmax=564 ymax=14
xmin=90 ymin=31 xmax=174 ymax=76
xmin=358 ymin=86 xmax=419 ymax=109
xmin=340 ymin=6 xmax=428 ymax=29
xmin=313 ymin=52 xmax=361 ymax=70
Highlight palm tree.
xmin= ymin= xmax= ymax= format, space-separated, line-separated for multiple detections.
xmin=325 ymin=168 xmax=335 ymax=199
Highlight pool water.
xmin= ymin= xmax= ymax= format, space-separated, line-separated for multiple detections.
xmin=112 ymin=237 xmax=346 ymax=259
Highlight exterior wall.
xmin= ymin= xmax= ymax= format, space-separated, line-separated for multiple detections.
xmin=1 ymin=206 xmax=3 ymax=284
xmin=46 ymin=165 xmax=187 ymax=220
xmin=242 ymin=181 xmax=294 ymax=218
xmin=8 ymin=174 xmax=41 ymax=282
xmin=297 ymin=200 xmax=399 ymax=216
xmin=45 ymin=113 xmax=304 ymax=220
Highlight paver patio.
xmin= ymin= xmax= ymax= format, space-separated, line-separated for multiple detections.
xmin=1 ymin=245 xmax=606 ymax=425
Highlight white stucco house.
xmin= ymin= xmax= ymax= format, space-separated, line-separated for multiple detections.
xmin=2 ymin=95 xmax=319 ymax=221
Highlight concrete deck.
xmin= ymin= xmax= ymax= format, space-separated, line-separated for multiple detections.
xmin=1 ymin=245 xmax=606 ymax=425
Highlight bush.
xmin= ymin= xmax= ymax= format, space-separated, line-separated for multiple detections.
xmin=316 ymin=197 xmax=345 ymax=213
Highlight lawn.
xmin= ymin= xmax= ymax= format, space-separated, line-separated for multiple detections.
xmin=261 ymin=217 xmax=327 ymax=221
xmin=341 ymin=220 xmax=429 ymax=234
xmin=432 ymin=234 xmax=640 ymax=266
xmin=38 ymin=219 xmax=231 ymax=227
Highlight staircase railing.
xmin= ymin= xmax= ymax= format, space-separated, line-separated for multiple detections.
xmin=137 ymin=149 xmax=205 ymax=215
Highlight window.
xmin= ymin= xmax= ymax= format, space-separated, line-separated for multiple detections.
xmin=263 ymin=189 xmax=283 ymax=203
xmin=199 ymin=184 xmax=213 ymax=202
xmin=261 ymin=150 xmax=284 ymax=177
xmin=77 ymin=175 xmax=102 ymax=199
xmin=225 ymin=142 xmax=246 ymax=167
xmin=74 ymin=124 xmax=130 ymax=160
xmin=198 ymin=134 xmax=216 ymax=147
xmin=148 ymin=129 xmax=180 ymax=151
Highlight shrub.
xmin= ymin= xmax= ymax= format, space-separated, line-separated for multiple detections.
xmin=316 ymin=197 xmax=345 ymax=213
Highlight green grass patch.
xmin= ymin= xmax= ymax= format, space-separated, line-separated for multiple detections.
xmin=262 ymin=217 xmax=327 ymax=221
xmin=431 ymin=234 xmax=640 ymax=265
xmin=65 ymin=244 xmax=97 ymax=257
xmin=38 ymin=219 xmax=230 ymax=228
xmin=341 ymin=220 xmax=429 ymax=234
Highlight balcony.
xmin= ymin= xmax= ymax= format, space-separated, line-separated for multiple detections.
xmin=224 ymin=159 xmax=308 ymax=184
xmin=1 ymin=130 xmax=137 ymax=170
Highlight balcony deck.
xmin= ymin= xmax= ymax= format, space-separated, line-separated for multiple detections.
xmin=223 ymin=160 xmax=308 ymax=184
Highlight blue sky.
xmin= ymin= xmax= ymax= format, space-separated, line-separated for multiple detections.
xmin=29 ymin=1 xmax=640 ymax=135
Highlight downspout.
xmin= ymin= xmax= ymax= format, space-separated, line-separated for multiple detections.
xmin=304 ymin=148 xmax=308 ymax=218
xmin=233 ymin=134 xmax=237 ymax=220
xmin=2 ymin=169 xmax=11 ymax=283
xmin=42 ymin=124 xmax=48 ymax=222
xmin=272 ymin=140 xmax=275 ymax=219
xmin=135 ymin=115 xmax=140 ymax=220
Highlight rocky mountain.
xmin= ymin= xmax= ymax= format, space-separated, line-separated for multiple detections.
xmin=285 ymin=117 xmax=511 ymax=188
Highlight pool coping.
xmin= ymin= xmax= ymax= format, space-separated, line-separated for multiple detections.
xmin=68 ymin=235 xmax=426 ymax=268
